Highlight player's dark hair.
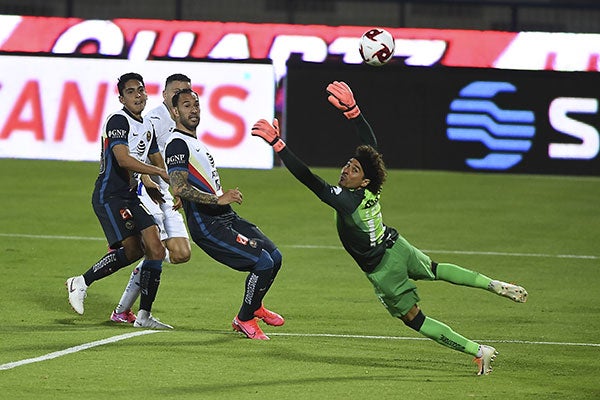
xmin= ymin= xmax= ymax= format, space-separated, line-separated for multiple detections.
xmin=354 ymin=145 xmax=386 ymax=194
xmin=165 ymin=73 xmax=191 ymax=86
xmin=117 ymin=72 xmax=144 ymax=96
xmin=172 ymin=88 xmax=197 ymax=107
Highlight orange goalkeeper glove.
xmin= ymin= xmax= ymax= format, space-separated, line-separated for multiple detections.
xmin=251 ymin=118 xmax=286 ymax=152
xmin=326 ymin=81 xmax=361 ymax=119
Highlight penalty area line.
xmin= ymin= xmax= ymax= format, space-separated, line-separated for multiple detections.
xmin=0 ymin=330 xmax=165 ymax=371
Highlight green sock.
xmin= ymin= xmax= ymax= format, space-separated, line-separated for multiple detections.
xmin=435 ymin=263 xmax=492 ymax=289
xmin=419 ymin=316 xmax=480 ymax=356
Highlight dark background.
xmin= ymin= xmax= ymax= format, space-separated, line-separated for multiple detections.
xmin=284 ymin=58 xmax=600 ymax=175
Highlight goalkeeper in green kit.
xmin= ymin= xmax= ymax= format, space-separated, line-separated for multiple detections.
xmin=251 ymin=80 xmax=528 ymax=376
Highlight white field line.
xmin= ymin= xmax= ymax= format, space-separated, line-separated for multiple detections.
xmin=291 ymin=244 xmax=598 ymax=260
xmin=0 ymin=232 xmax=598 ymax=260
xmin=267 ymin=332 xmax=600 ymax=347
xmin=2 ymin=232 xmax=597 ymax=371
xmin=2 ymin=330 xmax=598 ymax=372
xmin=0 ymin=330 xmax=163 ymax=371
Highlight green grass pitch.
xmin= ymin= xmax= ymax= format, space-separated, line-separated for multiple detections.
xmin=0 ymin=158 xmax=598 ymax=399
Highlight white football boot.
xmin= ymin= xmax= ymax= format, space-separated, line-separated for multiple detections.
xmin=474 ymin=345 xmax=498 ymax=376
xmin=66 ymin=275 xmax=88 ymax=315
xmin=133 ymin=310 xmax=173 ymax=330
xmin=489 ymin=280 xmax=528 ymax=303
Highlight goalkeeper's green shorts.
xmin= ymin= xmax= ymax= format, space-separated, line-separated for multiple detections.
xmin=365 ymin=235 xmax=434 ymax=318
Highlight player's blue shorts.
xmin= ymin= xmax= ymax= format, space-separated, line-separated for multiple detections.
xmin=92 ymin=190 xmax=157 ymax=249
xmin=186 ymin=209 xmax=277 ymax=272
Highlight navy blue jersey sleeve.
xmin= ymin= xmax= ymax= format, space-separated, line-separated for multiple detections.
xmin=148 ymin=124 xmax=159 ymax=155
xmin=105 ymin=114 xmax=129 ymax=149
xmin=165 ymin=138 xmax=190 ymax=173
xmin=278 ymin=147 xmax=359 ymax=215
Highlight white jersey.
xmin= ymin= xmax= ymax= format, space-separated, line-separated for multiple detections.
xmin=96 ymin=108 xmax=156 ymax=200
xmin=165 ymin=129 xmax=230 ymax=217
xmin=133 ymin=103 xmax=188 ymax=241
xmin=139 ymin=102 xmax=174 ymax=204
xmin=165 ymin=129 xmax=223 ymax=195
xmin=145 ymin=102 xmax=175 ymax=155
xmin=120 ymin=110 xmax=158 ymax=164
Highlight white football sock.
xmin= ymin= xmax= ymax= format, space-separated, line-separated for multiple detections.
xmin=114 ymin=261 xmax=142 ymax=313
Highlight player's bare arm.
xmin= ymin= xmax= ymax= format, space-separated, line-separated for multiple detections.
xmin=219 ymin=188 xmax=243 ymax=205
xmin=172 ymin=195 xmax=183 ymax=211
xmin=169 ymin=170 xmax=242 ymax=206
xmin=113 ymin=144 xmax=169 ymax=182
xmin=140 ymin=174 xmax=159 ymax=190
xmin=148 ymin=152 xmax=170 ymax=184
xmin=140 ymin=173 xmax=165 ymax=204
xmin=169 ymin=169 xmax=216 ymax=204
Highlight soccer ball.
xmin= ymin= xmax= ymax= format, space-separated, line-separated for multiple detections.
xmin=358 ymin=28 xmax=395 ymax=66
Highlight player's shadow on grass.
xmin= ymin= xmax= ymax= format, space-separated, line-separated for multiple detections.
xmin=155 ymin=374 xmax=456 ymax=397
xmin=267 ymin=345 xmax=454 ymax=372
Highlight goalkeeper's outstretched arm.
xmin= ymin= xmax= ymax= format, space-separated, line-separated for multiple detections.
xmin=326 ymin=80 xmax=378 ymax=149
xmin=352 ymin=113 xmax=378 ymax=149
xmin=277 ymin=147 xmax=329 ymax=196
xmin=251 ymin=118 xmax=328 ymax=196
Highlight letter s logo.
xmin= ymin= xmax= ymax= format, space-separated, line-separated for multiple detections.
xmin=200 ymin=85 xmax=248 ymax=148
xmin=548 ymin=97 xmax=599 ymax=160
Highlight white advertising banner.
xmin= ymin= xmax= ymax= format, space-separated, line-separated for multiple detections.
xmin=0 ymin=55 xmax=275 ymax=168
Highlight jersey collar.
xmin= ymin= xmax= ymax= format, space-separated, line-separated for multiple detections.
xmin=122 ymin=106 xmax=143 ymax=123
xmin=173 ymin=128 xmax=197 ymax=139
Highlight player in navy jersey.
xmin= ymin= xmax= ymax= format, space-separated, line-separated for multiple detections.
xmin=110 ymin=74 xmax=193 ymax=324
xmin=252 ymin=81 xmax=529 ymax=374
xmin=164 ymin=88 xmax=284 ymax=340
xmin=65 ymin=72 xmax=172 ymax=329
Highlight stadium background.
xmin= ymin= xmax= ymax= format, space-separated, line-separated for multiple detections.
xmin=2 ymin=0 xmax=600 ymax=33
xmin=1 ymin=3 xmax=599 ymax=398
xmin=1 ymin=0 xmax=599 ymax=176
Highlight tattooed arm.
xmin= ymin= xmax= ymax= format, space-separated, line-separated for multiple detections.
xmin=166 ymin=137 xmax=243 ymax=206
xmin=169 ymin=169 xmax=242 ymax=206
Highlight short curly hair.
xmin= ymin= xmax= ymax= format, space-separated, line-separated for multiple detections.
xmin=353 ymin=145 xmax=386 ymax=194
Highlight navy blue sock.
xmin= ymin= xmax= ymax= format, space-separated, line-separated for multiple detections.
xmin=139 ymin=260 xmax=163 ymax=312
xmin=264 ymin=248 xmax=282 ymax=293
xmin=238 ymin=250 xmax=274 ymax=321
xmin=83 ymin=248 xmax=129 ymax=286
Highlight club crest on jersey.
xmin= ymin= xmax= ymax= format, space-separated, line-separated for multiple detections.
xmin=119 ymin=208 xmax=133 ymax=220
xmin=236 ymin=234 xmax=249 ymax=245
xmin=146 ymin=130 xmax=152 ymax=142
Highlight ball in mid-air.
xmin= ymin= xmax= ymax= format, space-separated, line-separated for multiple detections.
xmin=359 ymin=28 xmax=395 ymax=66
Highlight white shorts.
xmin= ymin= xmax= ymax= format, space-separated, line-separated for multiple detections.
xmin=138 ymin=180 xmax=189 ymax=242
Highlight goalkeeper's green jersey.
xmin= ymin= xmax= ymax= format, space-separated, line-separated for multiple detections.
xmin=333 ymin=187 xmax=398 ymax=272
xmin=278 ymin=114 xmax=398 ymax=273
